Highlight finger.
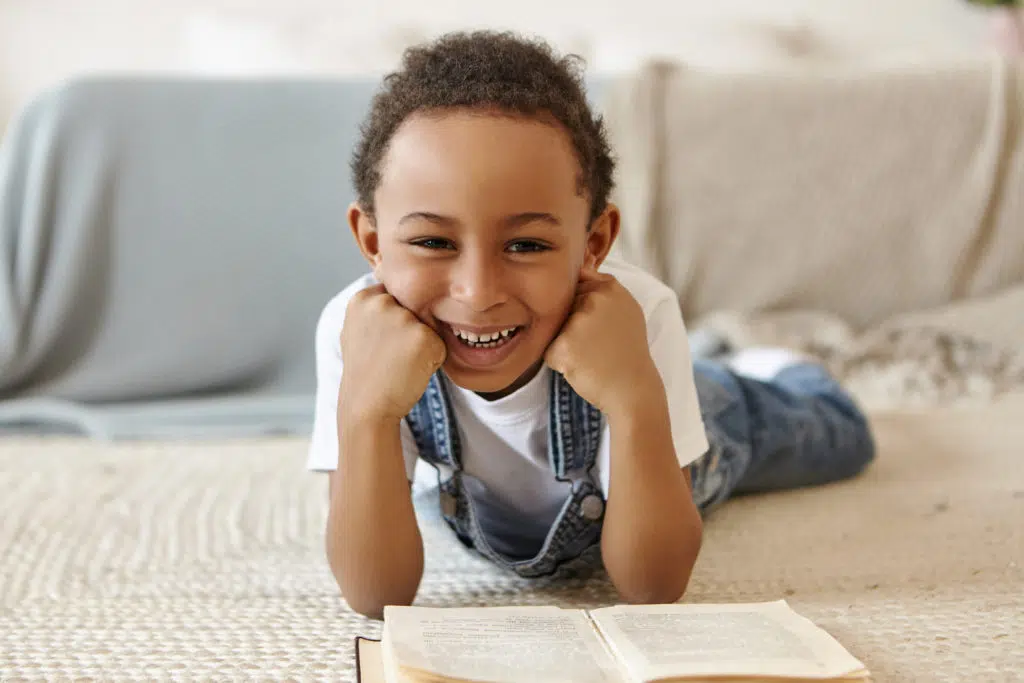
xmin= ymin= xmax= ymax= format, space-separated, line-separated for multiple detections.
xmin=543 ymin=349 xmax=560 ymax=375
xmin=432 ymin=337 xmax=448 ymax=368
xmin=577 ymin=264 xmax=604 ymax=282
xmin=425 ymin=353 xmax=445 ymax=374
xmin=571 ymin=286 xmax=602 ymax=313
xmin=543 ymin=338 xmax=564 ymax=373
xmin=575 ymin=268 xmax=613 ymax=294
xmin=579 ymin=265 xmax=615 ymax=282
xmin=352 ymin=283 xmax=388 ymax=302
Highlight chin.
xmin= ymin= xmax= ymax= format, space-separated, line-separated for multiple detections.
xmin=441 ymin=359 xmax=543 ymax=398
xmin=443 ymin=365 xmax=519 ymax=393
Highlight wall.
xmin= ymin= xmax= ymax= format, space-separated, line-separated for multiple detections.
xmin=0 ymin=0 xmax=997 ymax=133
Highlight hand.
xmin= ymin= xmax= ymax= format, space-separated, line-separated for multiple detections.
xmin=544 ymin=268 xmax=663 ymax=417
xmin=339 ymin=284 xmax=447 ymax=422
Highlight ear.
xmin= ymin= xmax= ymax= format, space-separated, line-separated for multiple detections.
xmin=583 ymin=203 xmax=621 ymax=271
xmin=348 ymin=202 xmax=383 ymax=273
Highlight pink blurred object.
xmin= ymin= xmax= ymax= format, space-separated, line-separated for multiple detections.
xmin=991 ymin=7 xmax=1024 ymax=55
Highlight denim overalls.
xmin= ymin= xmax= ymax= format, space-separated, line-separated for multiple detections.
xmin=405 ymin=370 xmax=607 ymax=578
xmin=405 ymin=361 xmax=875 ymax=579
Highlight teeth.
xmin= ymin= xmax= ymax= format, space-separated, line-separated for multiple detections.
xmin=452 ymin=326 xmax=519 ymax=346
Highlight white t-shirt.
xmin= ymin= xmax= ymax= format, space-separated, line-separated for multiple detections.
xmin=307 ymin=258 xmax=708 ymax=558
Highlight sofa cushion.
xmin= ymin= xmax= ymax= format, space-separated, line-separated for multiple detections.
xmin=604 ymin=58 xmax=1024 ymax=329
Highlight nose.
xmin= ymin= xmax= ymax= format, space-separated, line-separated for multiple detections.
xmin=449 ymin=253 xmax=507 ymax=312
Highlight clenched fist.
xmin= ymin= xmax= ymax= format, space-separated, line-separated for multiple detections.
xmin=339 ymin=284 xmax=447 ymax=422
xmin=544 ymin=268 xmax=663 ymax=417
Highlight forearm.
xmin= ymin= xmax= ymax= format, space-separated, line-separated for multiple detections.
xmin=326 ymin=406 xmax=424 ymax=619
xmin=601 ymin=381 xmax=703 ymax=604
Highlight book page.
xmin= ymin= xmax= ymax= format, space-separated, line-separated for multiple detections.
xmin=589 ymin=601 xmax=867 ymax=681
xmin=382 ymin=605 xmax=624 ymax=683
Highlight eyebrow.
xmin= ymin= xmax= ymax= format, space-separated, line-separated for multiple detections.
xmin=398 ymin=212 xmax=562 ymax=229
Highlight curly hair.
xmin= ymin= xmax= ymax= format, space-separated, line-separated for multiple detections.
xmin=351 ymin=30 xmax=615 ymax=224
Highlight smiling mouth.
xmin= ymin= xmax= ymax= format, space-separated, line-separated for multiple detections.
xmin=446 ymin=324 xmax=523 ymax=349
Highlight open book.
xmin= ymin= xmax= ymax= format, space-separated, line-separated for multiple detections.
xmin=355 ymin=600 xmax=870 ymax=682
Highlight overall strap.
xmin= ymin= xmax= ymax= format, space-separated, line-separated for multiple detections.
xmin=405 ymin=368 xmax=607 ymax=578
xmin=404 ymin=372 xmax=462 ymax=469
xmin=548 ymin=370 xmax=603 ymax=478
xmin=407 ymin=369 xmax=602 ymax=477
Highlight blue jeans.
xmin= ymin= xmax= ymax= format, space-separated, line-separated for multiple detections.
xmin=689 ymin=359 xmax=875 ymax=514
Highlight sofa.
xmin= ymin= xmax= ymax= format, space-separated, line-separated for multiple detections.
xmin=1 ymin=60 xmax=1022 ymax=680
xmin=605 ymin=59 xmax=1024 ymax=412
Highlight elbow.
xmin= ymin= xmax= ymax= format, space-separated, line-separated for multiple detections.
xmin=326 ymin=546 xmax=422 ymax=621
xmin=325 ymin=526 xmax=424 ymax=621
xmin=618 ymin=566 xmax=694 ymax=606
xmin=620 ymin=585 xmax=684 ymax=606
xmin=343 ymin=591 xmax=415 ymax=621
xmin=609 ymin=515 xmax=703 ymax=605
xmin=331 ymin=569 xmax=421 ymax=621
xmin=332 ymin=558 xmax=420 ymax=620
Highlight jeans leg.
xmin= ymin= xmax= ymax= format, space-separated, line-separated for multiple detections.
xmin=689 ymin=359 xmax=875 ymax=512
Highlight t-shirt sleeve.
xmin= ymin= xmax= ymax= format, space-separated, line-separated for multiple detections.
xmin=594 ymin=292 xmax=710 ymax=497
xmin=647 ymin=295 xmax=710 ymax=470
xmin=306 ymin=287 xmax=420 ymax=480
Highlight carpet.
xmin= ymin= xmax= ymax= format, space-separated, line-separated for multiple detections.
xmin=1 ymin=394 xmax=1022 ymax=680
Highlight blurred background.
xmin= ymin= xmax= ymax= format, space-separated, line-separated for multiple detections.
xmin=2 ymin=0 xmax=1020 ymax=136
xmin=1 ymin=0 xmax=1022 ymax=438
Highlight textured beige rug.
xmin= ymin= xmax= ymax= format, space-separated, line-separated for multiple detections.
xmin=2 ymin=394 xmax=1023 ymax=681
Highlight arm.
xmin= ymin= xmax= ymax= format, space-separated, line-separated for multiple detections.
xmin=543 ymin=268 xmax=703 ymax=605
xmin=326 ymin=402 xmax=424 ymax=620
xmin=600 ymin=372 xmax=703 ymax=604
xmin=320 ymin=284 xmax=446 ymax=620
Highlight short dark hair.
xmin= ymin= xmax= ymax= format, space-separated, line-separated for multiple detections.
xmin=351 ymin=30 xmax=615 ymax=224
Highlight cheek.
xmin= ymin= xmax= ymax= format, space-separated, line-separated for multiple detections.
xmin=376 ymin=259 xmax=446 ymax=315
xmin=523 ymin=269 xmax=578 ymax=328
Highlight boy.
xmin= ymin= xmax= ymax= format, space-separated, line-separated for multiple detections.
xmin=308 ymin=31 xmax=875 ymax=619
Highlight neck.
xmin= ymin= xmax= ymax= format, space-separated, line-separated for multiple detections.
xmin=473 ymin=360 xmax=545 ymax=401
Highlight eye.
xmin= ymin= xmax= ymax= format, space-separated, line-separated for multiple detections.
xmin=410 ymin=238 xmax=455 ymax=251
xmin=507 ymin=240 xmax=550 ymax=254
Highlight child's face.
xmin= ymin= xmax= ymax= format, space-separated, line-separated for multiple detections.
xmin=350 ymin=109 xmax=618 ymax=396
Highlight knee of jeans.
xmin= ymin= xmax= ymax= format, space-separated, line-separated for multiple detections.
xmin=831 ymin=405 xmax=876 ymax=480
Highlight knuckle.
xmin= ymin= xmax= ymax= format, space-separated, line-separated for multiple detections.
xmin=410 ymin=324 xmax=431 ymax=343
xmin=350 ymin=289 xmax=386 ymax=314
xmin=344 ymin=295 xmax=365 ymax=317
xmin=374 ymin=298 xmax=400 ymax=319
xmin=410 ymin=325 xmax=439 ymax=353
